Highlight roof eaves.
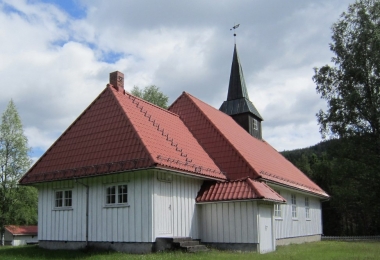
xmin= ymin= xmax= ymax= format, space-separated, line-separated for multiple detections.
xmin=265 ymin=179 xmax=330 ymax=199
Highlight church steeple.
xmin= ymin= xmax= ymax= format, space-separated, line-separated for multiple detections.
xmin=227 ymin=44 xmax=250 ymax=100
xmin=220 ymin=44 xmax=264 ymax=140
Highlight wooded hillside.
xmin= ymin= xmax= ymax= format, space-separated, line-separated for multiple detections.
xmin=281 ymin=138 xmax=379 ymax=236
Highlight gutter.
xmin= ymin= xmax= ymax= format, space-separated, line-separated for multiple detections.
xmin=74 ymin=179 xmax=89 ymax=247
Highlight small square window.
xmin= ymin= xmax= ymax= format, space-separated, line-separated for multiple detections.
xmin=106 ymin=184 xmax=128 ymax=206
xmin=55 ymin=190 xmax=72 ymax=208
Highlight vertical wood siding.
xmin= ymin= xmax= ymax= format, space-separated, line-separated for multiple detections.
xmin=272 ymin=188 xmax=322 ymax=239
xmin=37 ymin=171 xmax=154 ymax=242
xmin=199 ymin=201 xmax=258 ymax=243
xmin=153 ymin=172 xmax=203 ymax=239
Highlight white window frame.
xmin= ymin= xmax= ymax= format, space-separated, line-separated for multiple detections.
xmin=274 ymin=190 xmax=282 ymax=219
xmin=305 ymin=197 xmax=310 ymax=220
xmin=291 ymin=194 xmax=297 ymax=219
xmin=104 ymin=183 xmax=129 ymax=207
xmin=253 ymin=118 xmax=258 ymax=130
xmin=54 ymin=189 xmax=72 ymax=210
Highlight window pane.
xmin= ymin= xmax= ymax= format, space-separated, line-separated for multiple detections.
xmin=106 ymin=186 xmax=116 ymax=204
xmin=55 ymin=191 xmax=63 ymax=207
xmin=65 ymin=190 xmax=72 ymax=207
xmin=118 ymin=185 xmax=128 ymax=203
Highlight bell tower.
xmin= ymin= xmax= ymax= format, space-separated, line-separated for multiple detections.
xmin=219 ymin=44 xmax=264 ymax=139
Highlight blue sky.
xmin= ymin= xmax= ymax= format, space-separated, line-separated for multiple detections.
xmin=0 ymin=0 xmax=354 ymax=162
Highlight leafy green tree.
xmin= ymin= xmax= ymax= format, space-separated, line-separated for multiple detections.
xmin=0 ymin=100 xmax=36 ymax=246
xmin=313 ymin=0 xmax=380 ymax=235
xmin=313 ymin=0 xmax=380 ymax=158
xmin=131 ymin=85 xmax=169 ymax=109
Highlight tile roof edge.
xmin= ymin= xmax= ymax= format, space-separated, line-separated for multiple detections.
xmin=108 ymin=86 xmax=156 ymax=166
xmin=262 ymin=140 xmax=328 ymax=194
xmin=264 ymin=179 xmax=330 ymax=198
xmin=19 ymin=87 xmax=110 ymax=185
xmin=181 ymin=92 xmax=261 ymax=179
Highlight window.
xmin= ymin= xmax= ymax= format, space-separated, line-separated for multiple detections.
xmin=253 ymin=118 xmax=258 ymax=130
xmin=305 ymin=197 xmax=310 ymax=219
xmin=274 ymin=191 xmax=282 ymax=218
xmin=55 ymin=190 xmax=72 ymax=208
xmin=291 ymin=194 xmax=297 ymax=218
xmin=106 ymin=184 xmax=128 ymax=205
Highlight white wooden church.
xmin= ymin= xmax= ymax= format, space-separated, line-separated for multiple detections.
xmin=20 ymin=44 xmax=329 ymax=254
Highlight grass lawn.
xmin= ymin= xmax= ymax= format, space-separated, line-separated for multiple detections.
xmin=0 ymin=241 xmax=379 ymax=260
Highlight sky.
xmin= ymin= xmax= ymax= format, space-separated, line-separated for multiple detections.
xmin=0 ymin=0 xmax=354 ymax=162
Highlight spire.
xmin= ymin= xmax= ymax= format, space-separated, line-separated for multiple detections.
xmin=219 ymin=42 xmax=264 ymax=140
xmin=220 ymin=44 xmax=263 ymax=121
xmin=227 ymin=44 xmax=250 ymax=101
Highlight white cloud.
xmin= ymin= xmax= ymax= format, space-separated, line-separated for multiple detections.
xmin=0 ymin=0 xmax=354 ymax=161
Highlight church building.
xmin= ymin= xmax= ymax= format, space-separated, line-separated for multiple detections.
xmin=20 ymin=43 xmax=329 ymax=254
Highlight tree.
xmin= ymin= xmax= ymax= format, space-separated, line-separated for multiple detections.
xmin=0 ymin=100 xmax=36 ymax=246
xmin=313 ymin=0 xmax=380 ymax=157
xmin=312 ymin=0 xmax=380 ymax=235
xmin=131 ymin=85 xmax=169 ymax=109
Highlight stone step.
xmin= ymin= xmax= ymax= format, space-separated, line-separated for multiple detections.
xmin=178 ymin=241 xmax=199 ymax=247
xmin=172 ymin=237 xmax=192 ymax=243
xmin=186 ymin=245 xmax=209 ymax=253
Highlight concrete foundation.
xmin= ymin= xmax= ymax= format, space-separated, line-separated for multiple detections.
xmin=276 ymin=234 xmax=321 ymax=246
xmin=203 ymin=242 xmax=258 ymax=252
xmin=39 ymin=241 xmax=87 ymax=250
xmin=39 ymin=241 xmax=154 ymax=254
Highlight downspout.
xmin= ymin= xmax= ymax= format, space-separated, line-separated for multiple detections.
xmin=75 ymin=179 xmax=89 ymax=247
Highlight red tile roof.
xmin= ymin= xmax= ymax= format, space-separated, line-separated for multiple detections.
xmin=196 ymin=178 xmax=286 ymax=203
xmin=5 ymin=225 xmax=38 ymax=236
xmin=169 ymin=92 xmax=329 ymax=198
xmin=20 ymin=85 xmax=225 ymax=184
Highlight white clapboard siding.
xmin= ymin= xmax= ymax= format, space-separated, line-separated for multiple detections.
xmin=153 ymin=171 xmax=203 ymax=239
xmin=199 ymin=201 xmax=258 ymax=243
xmin=271 ymin=188 xmax=322 ymax=239
xmin=37 ymin=170 xmax=154 ymax=242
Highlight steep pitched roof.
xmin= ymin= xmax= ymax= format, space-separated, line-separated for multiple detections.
xmin=219 ymin=44 xmax=263 ymax=120
xmin=169 ymin=92 xmax=329 ymax=198
xmin=5 ymin=225 xmax=38 ymax=236
xmin=196 ymin=178 xmax=286 ymax=203
xmin=20 ymin=85 xmax=225 ymax=184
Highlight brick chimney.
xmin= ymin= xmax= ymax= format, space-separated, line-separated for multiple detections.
xmin=109 ymin=71 xmax=124 ymax=92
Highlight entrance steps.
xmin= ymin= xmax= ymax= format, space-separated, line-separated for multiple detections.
xmin=172 ymin=237 xmax=208 ymax=252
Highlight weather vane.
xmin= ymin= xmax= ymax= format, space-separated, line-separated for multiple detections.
xmin=230 ymin=23 xmax=240 ymax=43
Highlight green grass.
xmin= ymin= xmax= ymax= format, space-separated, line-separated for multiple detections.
xmin=0 ymin=241 xmax=379 ymax=260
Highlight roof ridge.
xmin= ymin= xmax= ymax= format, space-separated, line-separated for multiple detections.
xmin=182 ymin=92 xmax=261 ymax=180
xmin=109 ymin=87 xmax=156 ymax=165
xmin=127 ymin=93 xmax=191 ymax=163
xmin=125 ymin=91 xmax=179 ymax=117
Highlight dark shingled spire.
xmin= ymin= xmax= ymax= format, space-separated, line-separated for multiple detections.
xmin=227 ymin=44 xmax=249 ymax=100
xmin=220 ymin=44 xmax=263 ymax=121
